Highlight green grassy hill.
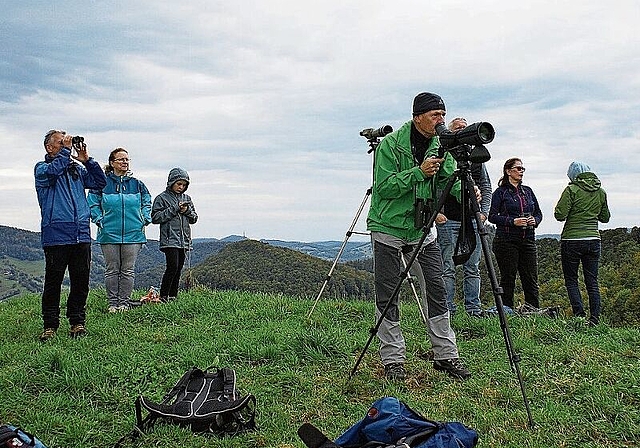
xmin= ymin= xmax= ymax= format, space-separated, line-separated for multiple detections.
xmin=1 ymin=288 xmax=638 ymax=447
xmin=191 ymin=239 xmax=374 ymax=299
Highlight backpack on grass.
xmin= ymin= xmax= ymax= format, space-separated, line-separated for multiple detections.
xmin=0 ymin=425 xmax=49 ymax=448
xmin=115 ymin=367 xmax=256 ymax=446
xmin=298 ymin=397 xmax=478 ymax=448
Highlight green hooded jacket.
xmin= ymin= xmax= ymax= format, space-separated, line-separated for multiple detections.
xmin=366 ymin=120 xmax=460 ymax=241
xmin=554 ymin=172 xmax=610 ymax=240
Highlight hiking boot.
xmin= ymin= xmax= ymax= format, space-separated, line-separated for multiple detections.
xmin=69 ymin=324 xmax=87 ymax=339
xmin=433 ymin=358 xmax=471 ymax=380
xmin=107 ymin=306 xmax=119 ymax=313
xmin=384 ymin=363 xmax=407 ymax=381
xmin=39 ymin=328 xmax=56 ymax=342
xmin=117 ymin=304 xmax=130 ymax=312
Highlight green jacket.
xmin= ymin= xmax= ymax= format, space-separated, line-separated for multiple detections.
xmin=554 ymin=172 xmax=610 ymax=240
xmin=366 ymin=120 xmax=459 ymax=241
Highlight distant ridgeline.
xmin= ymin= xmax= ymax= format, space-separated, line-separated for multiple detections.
xmin=1 ymin=224 xmax=639 ymax=326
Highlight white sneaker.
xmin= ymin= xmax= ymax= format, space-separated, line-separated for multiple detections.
xmin=108 ymin=306 xmax=119 ymax=313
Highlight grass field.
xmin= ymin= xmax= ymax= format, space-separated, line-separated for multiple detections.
xmin=1 ymin=287 xmax=638 ymax=447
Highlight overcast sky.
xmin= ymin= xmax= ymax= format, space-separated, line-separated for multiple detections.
xmin=1 ymin=0 xmax=638 ymax=242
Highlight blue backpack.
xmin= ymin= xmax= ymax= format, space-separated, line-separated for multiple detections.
xmin=0 ymin=425 xmax=49 ymax=448
xmin=298 ymin=397 xmax=478 ymax=448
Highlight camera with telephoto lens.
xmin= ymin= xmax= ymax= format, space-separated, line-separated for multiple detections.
xmin=360 ymin=125 xmax=393 ymax=153
xmin=360 ymin=125 xmax=393 ymax=141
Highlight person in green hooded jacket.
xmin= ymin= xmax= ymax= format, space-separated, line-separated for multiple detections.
xmin=366 ymin=92 xmax=470 ymax=382
xmin=554 ymin=161 xmax=610 ymax=325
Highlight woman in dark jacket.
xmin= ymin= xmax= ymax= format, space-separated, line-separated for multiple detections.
xmin=151 ymin=167 xmax=198 ymax=301
xmin=488 ymin=157 xmax=542 ymax=309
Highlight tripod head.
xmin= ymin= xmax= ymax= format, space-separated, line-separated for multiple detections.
xmin=444 ymin=143 xmax=491 ymax=165
xmin=360 ymin=125 xmax=393 ymax=153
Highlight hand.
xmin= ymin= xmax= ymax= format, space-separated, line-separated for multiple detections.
xmin=526 ymin=216 xmax=536 ymax=227
xmin=474 ymin=186 xmax=481 ymax=203
xmin=72 ymin=147 xmax=89 ymax=163
xmin=435 ymin=213 xmax=447 ymax=225
xmin=514 ymin=217 xmax=529 ymax=227
xmin=61 ymin=134 xmax=73 ymax=147
xmin=420 ymin=157 xmax=444 ymax=177
xmin=179 ymin=202 xmax=190 ymax=214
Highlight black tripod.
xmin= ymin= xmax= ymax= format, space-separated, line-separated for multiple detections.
xmin=349 ymin=143 xmax=534 ymax=428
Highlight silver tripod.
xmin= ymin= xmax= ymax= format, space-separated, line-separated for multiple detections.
xmin=306 ymin=186 xmax=427 ymax=323
xmin=307 ymin=124 xmax=427 ymax=322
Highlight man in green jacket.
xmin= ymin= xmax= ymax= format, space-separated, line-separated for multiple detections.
xmin=554 ymin=161 xmax=610 ymax=325
xmin=366 ymin=92 xmax=470 ymax=381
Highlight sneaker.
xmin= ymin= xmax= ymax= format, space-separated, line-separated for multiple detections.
xmin=117 ymin=304 xmax=130 ymax=312
xmin=39 ymin=328 xmax=56 ymax=342
xmin=128 ymin=299 xmax=143 ymax=308
xmin=108 ymin=306 xmax=119 ymax=313
xmin=384 ymin=363 xmax=407 ymax=381
xmin=467 ymin=310 xmax=486 ymax=318
xmin=433 ymin=358 xmax=471 ymax=380
xmin=69 ymin=324 xmax=87 ymax=339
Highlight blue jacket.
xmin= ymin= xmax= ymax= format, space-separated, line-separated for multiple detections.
xmin=87 ymin=172 xmax=152 ymax=244
xmin=488 ymin=182 xmax=543 ymax=240
xmin=34 ymin=148 xmax=107 ymax=247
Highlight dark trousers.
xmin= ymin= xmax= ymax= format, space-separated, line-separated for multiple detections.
xmin=42 ymin=243 xmax=91 ymax=329
xmin=561 ymin=240 xmax=602 ymax=322
xmin=492 ymin=237 xmax=539 ymax=309
xmin=160 ymin=247 xmax=186 ymax=298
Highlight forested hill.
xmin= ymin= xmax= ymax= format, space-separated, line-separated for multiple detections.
xmin=190 ymin=239 xmax=374 ymax=300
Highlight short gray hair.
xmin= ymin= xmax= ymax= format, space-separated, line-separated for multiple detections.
xmin=43 ymin=129 xmax=66 ymax=148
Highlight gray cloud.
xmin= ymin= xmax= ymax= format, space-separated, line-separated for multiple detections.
xmin=1 ymin=0 xmax=638 ymax=241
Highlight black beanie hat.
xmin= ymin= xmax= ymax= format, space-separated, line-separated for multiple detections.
xmin=413 ymin=92 xmax=445 ymax=116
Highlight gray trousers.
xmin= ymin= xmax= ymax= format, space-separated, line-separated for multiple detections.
xmin=101 ymin=243 xmax=143 ymax=307
xmin=372 ymin=232 xmax=459 ymax=365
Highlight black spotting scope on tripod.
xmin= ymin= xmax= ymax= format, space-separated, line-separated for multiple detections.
xmin=347 ymin=120 xmax=535 ymax=428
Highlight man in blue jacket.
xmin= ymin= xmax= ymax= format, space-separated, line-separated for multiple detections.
xmin=35 ymin=130 xmax=107 ymax=341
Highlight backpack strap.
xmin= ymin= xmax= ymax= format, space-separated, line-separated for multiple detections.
xmin=161 ymin=367 xmax=203 ymax=404
xmin=220 ymin=367 xmax=237 ymax=400
xmin=297 ymin=423 xmax=341 ymax=448
xmin=394 ymin=427 xmax=439 ymax=447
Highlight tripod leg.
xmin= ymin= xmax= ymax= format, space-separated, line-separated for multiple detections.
xmin=401 ymin=253 xmax=427 ymax=324
xmin=349 ymin=175 xmax=457 ymax=378
xmin=308 ymin=188 xmax=371 ymax=318
xmin=462 ymin=170 xmax=534 ymax=427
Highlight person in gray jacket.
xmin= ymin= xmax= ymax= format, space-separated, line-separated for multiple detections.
xmin=436 ymin=117 xmax=492 ymax=317
xmin=151 ymin=167 xmax=198 ymax=301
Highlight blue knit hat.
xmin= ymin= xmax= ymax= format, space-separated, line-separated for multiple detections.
xmin=567 ymin=161 xmax=591 ymax=182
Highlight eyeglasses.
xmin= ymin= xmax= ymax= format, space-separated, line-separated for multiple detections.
xmin=113 ymin=158 xmax=130 ymax=163
xmin=511 ymin=166 xmax=525 ymax=172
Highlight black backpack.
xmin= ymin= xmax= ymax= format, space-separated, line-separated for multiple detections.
xmin=115 ymin=367 xmax=256 ymax=446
